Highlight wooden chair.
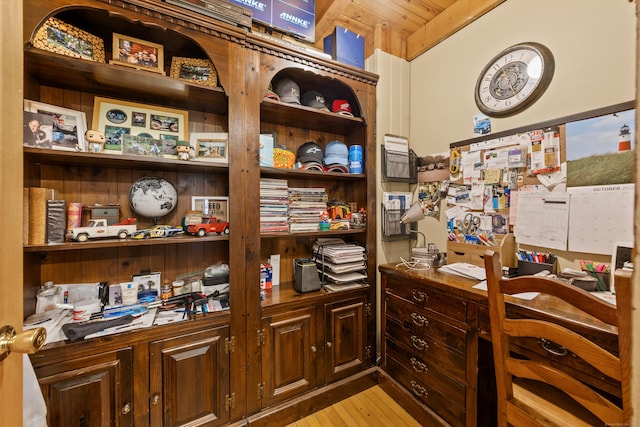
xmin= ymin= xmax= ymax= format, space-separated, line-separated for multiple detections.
xmin=484 ymin=250 xmax=632 ymax=427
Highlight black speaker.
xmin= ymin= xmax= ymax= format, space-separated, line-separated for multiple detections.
xmin=294 ymin=258 xmax=321 ymax=293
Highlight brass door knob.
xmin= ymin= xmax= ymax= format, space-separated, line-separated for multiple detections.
xmin=0 ymin=325 xmax=46 ymax=362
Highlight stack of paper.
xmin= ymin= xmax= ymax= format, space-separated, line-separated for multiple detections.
xmin=288 ymin=187 xmax=328 ymax=233
xmin=313 ymin=238 xmax=367 ymax=290
xmin=260 ymin=178 xmax=289 ymax=232
xmin=438 ymin=262 xmax=487 ymax=281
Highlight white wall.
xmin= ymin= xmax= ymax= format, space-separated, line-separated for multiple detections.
xmin=408 ymin=0 xmax=637 ymax=255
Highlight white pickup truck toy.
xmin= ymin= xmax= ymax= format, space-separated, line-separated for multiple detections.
xmin=66 ymin=218 xmax=137 ymax=242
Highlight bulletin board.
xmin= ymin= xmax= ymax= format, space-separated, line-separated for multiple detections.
xmin=446 ymin=101 xmax=635 ymax=255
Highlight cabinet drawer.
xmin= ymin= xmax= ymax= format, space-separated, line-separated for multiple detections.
xmin=386 ymin=319 xmax=466 ymax=381
xmin=387 ymin=338 xmax=466 ymax=407
xmin=384 ymin=275 xmax=468 ymax=323
xmin=385 ymin=356 xmax=465 ymax=427
xmin=386 ymin=295 xmax=467 ymax=353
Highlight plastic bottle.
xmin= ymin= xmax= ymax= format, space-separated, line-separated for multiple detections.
xmin=36 ymin=281 xmax=62 ymax=313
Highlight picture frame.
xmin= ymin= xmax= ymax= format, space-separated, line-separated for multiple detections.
xmin=190 ymin=132 xmax=228 ymax=163
xmin=170 ymin=57 xmax=218 ymax=87
xmin=93 ymin=97 xmax=188 ymax=154
xmin=191 ymin=196 xmax=229 ymax=221
xmin=23 ymin=111 xmax=53 ymax=149
xmin=110 ymin=33 xmax=165 ymax=75
xmin=24 ymin=100 xmax=87 ymax=151
xmin=32 ymin=17 xmax=105 ymax=62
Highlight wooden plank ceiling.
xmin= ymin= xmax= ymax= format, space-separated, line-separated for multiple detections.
xmin=312 ymin=0 xmax=505 ymax=61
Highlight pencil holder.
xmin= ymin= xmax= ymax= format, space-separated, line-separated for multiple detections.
xmin=585 ymin=271 xmax=610 ymax=291
xmin=517 ymin=260 xmax=556 ymax=276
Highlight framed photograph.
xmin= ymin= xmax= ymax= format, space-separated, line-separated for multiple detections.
xmin=23 ymin=111 xmax=53 ymax=149
xmin=93 ymin=97 xmax=188 ymax=154
xmin=122 ymin=135 xmax=163 ymax=157
xmin=110 ymin=33 xmax=165 ymax=75
xmin=190 ymin=132 xmax=228 ymax=163
xmin=170 ymin=57 xmax=218 ymax=87
xmin=24 ymin=100 xmax=87 ymax=151
xmin=191 ymin=196 xmax=229 ymax=221
xmin=32 ymin=17 xmax=105 ymax=62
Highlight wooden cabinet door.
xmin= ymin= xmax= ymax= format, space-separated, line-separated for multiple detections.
xmin=325 ymin=298 xmax=366 ymax=384
xmin=35 ymin=348 xmax=134 ymax=427
xmin=262 ymin=306 xmax=317 ymax=407
xmin=149 ymin=326 xmax=230 ymax=427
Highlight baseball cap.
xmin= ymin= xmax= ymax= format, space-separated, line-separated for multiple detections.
xmin=301 ymin=91 xmax=329 ymax=111
xmin=324 ymin=140 xmax=349 ymax=166
xmin=275 ymin=78 xmax=301 ymax=104
xmin=264 ymin=83 xmax=280 ymax=101
xmin=296 ymin=141 xmax=324 ymax=164
xmin=332 ymin=99 xmax=354 ymax=117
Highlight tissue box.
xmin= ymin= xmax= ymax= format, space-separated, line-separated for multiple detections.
xmin=324 ymin=26 xmax=364 ymax=69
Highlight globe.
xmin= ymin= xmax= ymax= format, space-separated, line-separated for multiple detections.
xmin=128 ymin=177 xmax=178 ymax=218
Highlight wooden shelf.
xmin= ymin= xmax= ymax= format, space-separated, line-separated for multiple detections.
xmin=260 ymin=166 xmax=364 ymax=180
xmin=25 ymin=48 xmax=228 ymax=114
xmin=24 ymin=147 xmax=229 ymax=173
xmin=260 ymin=98 xmax=365 ymax=134
xmin=260 ymin=228 xmax=366 ymax=239
xmin=24 ymin=233 xmax=230 ymax=252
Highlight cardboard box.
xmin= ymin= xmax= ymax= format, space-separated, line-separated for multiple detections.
xmin=324 ymin=26 xmax=364 ymax=69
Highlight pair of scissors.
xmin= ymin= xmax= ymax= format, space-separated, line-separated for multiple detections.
xmin=461 ymin=213 xmax=480 ymax=235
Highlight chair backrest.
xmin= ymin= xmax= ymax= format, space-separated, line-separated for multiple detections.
xmin=484 ymin=250 xmax=631 ymax=426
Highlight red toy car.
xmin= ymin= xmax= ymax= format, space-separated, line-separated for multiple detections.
xmin=187 ymin=217 xmax=230 ymax=237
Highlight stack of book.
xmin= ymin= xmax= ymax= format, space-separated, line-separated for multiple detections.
xmin=259 ymin=178 xmax=289 ymax=233
xmin=288 ymin=187 xmax=328 ymax=233
xmin=313 ymin=238 xmax=367 ymax=290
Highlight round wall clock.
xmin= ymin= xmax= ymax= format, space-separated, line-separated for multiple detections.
xmin=128 ymin=176 xmax=178 ymax=219
xmin=474 ymin=42 xmax=555 ymax=117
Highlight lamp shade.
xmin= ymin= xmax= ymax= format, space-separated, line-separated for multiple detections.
xmin=400 ymin=202 xmax=425 ymax=224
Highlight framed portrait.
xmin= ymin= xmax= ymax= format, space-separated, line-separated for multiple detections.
xmin=32 ymin=17 xmax=105 ymax=62
xmin=93 ymin=97 xmax=188 ymax=154
xmin=191 ymin=196 xmax=229 ymax=221
xmin=23 ymin=111 xmax=53 ymax=149
xmin=170 ymin=57 xmax=218 ymax=87
xmin=24 ymin=100 xmax=87 ymax=151
xmin=190 ymin=132 xmax=228 ymax=163
xmin=110 ymin=33 xmax=165 ymax=75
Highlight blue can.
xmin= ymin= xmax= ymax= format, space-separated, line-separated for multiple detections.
xmin=349 ymin=145 xmax=363 ymax=174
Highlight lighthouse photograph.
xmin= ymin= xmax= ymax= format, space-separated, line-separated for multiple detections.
xmin=566 ymin=108 xmax=635 ymax=187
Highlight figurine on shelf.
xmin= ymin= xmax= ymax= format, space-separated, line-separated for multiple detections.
xmin=319 ymin=210 xmax=330 ymax=231
xmin=85 ymin=130 xmax=106 ymax=153
xmin=176 ymin=140 xmax=191 ymax=160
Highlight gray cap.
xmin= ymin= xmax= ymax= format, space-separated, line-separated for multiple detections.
xmin=275 ymin=78 xmax=301 ymax=104
xmin=301 ymin=90 xmax=329 ymax=111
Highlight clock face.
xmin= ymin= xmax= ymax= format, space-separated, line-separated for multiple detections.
xmin=475 ymin=42 xmax=554 ymax=117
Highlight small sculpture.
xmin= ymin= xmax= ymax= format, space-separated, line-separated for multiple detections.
xmin=85 ymin=130 xmax=106 ymax=153
xmin=176 ymin=140 xmax=191 ymax=160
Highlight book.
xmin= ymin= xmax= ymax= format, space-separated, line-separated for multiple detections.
xmin=27 ymin=187 xmax=55 ymax=245
xmin=46 ymin=200 xmax=66 ymax=243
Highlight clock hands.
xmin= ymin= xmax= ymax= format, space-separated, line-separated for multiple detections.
xmin=501 ymin=70 xmax=518 ymax=96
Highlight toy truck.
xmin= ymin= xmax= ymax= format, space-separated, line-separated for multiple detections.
xmin=187 ymin=217 xmax=230 ymax=237
xmin=66 ymin=218 xmax=137 ymax=242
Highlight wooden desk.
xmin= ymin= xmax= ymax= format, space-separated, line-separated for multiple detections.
xmin=378 ymin=264 xmax=620 ymax=427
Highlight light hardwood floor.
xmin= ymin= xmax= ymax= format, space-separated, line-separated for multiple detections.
xmin=285 ymin=386 xmax=422 ymax=427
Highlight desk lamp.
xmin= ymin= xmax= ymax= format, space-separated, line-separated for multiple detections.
xmin=400 ymin=202 xmax=436 ymax=267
